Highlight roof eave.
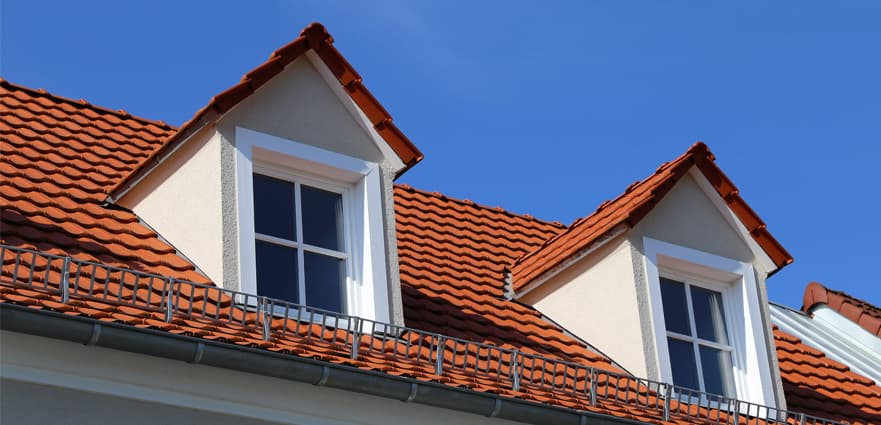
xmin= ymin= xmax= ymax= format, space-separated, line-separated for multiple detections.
xmin=1 ymin=303 xmax=642 ymax=425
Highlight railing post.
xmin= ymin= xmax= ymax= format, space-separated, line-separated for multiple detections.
xmin=510 ymin=350 xmax=521 ymax=392
xmin=350 ymin=317 xmax=362 ymax=360
xmin=163 ymin=278 xmax=176 ymax=322
xmin=799 ymin=413 xmax=806 ymax=425
xmin=260 ymin=298 xmax=271 ymax=341
xmin=60 ymin=256 xmax=71 ymax=304
xmin=663 ymin=383 xmax=672 ymax=422
xmin=434 ymin=335 xmax=445 ymax=376
xmin=733 ymin=399 xmax=740 ymax=425
xmin=589 ymin=367 xmax=598 ymax=406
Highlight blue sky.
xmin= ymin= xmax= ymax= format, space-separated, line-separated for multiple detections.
xmin=3 ymin=1 xmax=879 ymax=309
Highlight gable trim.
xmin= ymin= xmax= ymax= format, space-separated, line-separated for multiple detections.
xmin=511 ymin=143 xmax=793 ymax=294
xmin=105 ymin=23 xmax=422 ymax=204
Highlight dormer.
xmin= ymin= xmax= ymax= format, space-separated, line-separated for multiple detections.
xmin=513 ymin=143 xmax=792 ymax=408
xmin=109 ymin=23 xmax=422 ymax=325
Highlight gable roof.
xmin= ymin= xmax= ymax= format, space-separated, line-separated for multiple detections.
xmin=510 ymin=142 xmax=793 ymax=293
xmin=802 ymin=282 xmax=881 ymax=338
xmin=105 ymin=22 xmax=422 ymax=203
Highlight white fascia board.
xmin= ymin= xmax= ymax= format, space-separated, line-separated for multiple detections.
xmin=771 ymin=304 xmax=881 ymax=385
xmin=687 ymin=168 xmax=777 ymax=277
xmin=1 ymin=331 xmax=521 ymax=425
xmin=305 ymin=51 xmax=406 ymax=173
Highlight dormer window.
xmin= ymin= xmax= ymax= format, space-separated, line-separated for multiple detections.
xmin=236 ymin=127 xmax=393 ymax=323
xmin=253 ymin=172 xmax=347 ymax=312
xmin=644 ymin=237 xmax=778 ymax=406
xmin=660 ymin=276 xmax=735 ymax=397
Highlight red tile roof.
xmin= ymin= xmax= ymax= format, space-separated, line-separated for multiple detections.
xmin=2 ymin=77 xmax=696 ymax=425
xmin=774 ymin=327 xmax=881 ymax=425
xmin=0 ymin=47 xmax=868 ymax=425
xmin=802 ymin=282 xmax=881 ymax=338
xmin=105 ymin=23 xmax=422 ymax=203
xmin=510 ymin=142 xmax=793 ymax=293
xmin=1 ymin=79 xmax=208 ymax=283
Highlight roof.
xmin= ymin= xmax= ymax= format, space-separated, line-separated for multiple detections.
xmin=802 ymin=282 xmax=881 ymax=338
xmin=0 ymin=79 xmax=207 ymax=283
xmin=510 ymin=142 xmax=793 ymax=293
xmin=105 ymin=22 xmax=422 ymax=202
xmin=774 ymin=326 xmax=881 ymax=425
xmin=1 ymin=78 xmax=694 ymax=425
xmin=0 ymin=53 xmax=868 ymax=425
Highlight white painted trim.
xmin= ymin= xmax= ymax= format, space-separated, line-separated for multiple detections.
xmin=2 ymin=331 xmax=516 ymax=425
xmin=643 ymin=237 xmax=776 ymax=407
xmin=235 ymin=126 xmax=390 ymax=322
xmin=305 ymin=51 xmax=406 ymax=174
xmin=687 ymin=168 xmax=776 ymax=276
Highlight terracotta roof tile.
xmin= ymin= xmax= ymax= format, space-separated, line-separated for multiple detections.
xmin=802 ymin=282 xmax=881 ymax=338
xmin=106 ymin=23 xmax=422 ymax=202
xmin=1 ymin=80 xmax=208 ymax=283
xmin=775 ymin=327 xmax=881 ymax=424
xmin=510 ymin=143 xmax=793 ymax=293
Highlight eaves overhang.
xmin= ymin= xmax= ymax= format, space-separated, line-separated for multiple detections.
xmin=0 ymin=304 xmax=641 ymax=425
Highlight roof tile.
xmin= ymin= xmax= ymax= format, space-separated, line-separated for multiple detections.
xmin=802 ymin=282 xmax=881 ymax=338
xmin=775 ymin=327 xmax=881 ymax=424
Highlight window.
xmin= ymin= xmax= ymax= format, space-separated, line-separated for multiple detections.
xmin=643 ymin=237 xmax=777 ymax=406
xmin=660 ymin=276 xmax=735 ymax=396
xmin=253 ymin=173 xmax=347 ymax=313
xmin=236 ymin=127 xmax=393 ymax=323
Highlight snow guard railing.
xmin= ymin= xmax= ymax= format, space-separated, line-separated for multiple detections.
xmin=0 ymin=244 xmax=844 ymax=425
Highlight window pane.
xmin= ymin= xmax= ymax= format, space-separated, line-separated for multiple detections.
xmin=668 ymin=337 xmax=700 ymax=391
xmin=700 ymin=346 xmax=735 ymax=396
xmin=660 ymin=278 xmax=691 ymax=335
xmin=301 ymin=185 xmax=344 ymax=251
xmin=253 ymin=174 xmax=295 ymax=240
xmin=691 ymin=286 xmax=729 ymax=344
xmin=255 ymin=240 xmax=298 ymax=303
xmin=304 ymin=252 xmax=346 ymax=313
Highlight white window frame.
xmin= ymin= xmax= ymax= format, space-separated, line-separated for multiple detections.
xmin=236 ymin=126 xmax=391 ymax=323
xmin=659 ymin=271 xmax=736 ymax=396
xmin=643 ymin=237 xmax=776 ymax=407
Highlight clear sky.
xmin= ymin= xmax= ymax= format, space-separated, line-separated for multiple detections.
xmin=3 ymin=1 xmax=879 ymax=309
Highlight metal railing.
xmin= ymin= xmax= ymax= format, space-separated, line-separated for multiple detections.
xmin=0 ymin=244 xmax=845 ymax=425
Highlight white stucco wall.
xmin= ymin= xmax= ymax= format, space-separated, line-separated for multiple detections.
xmin=217 ymin=55 xmax=384 ymax=164
xmin=119 ymin=127 xmax=224 ymax=284
xmin=1 ymin=331 xmax=524 ymax=425
xmin=630 ymin=174 xmax=754 ymax=264
xmin=521 ymin=236 xmax=647 ymax=377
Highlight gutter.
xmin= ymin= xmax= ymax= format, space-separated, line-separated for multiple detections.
xmin=1 ymin=303 xmax=642 ymax=425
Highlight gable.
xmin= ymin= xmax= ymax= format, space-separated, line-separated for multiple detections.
xmin=511 ymin=143 xmax=791 ymax=295
xmin=217 ymin=55 xmax=383 ymax=163
xmin=630 ymin=172 xmax=754 ymax=264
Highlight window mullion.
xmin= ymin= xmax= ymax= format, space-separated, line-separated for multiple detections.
xmin=684 ymin=283 xmax=707 ymax=393
xmin=294 ymin=182 xmax=306 ymax=305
